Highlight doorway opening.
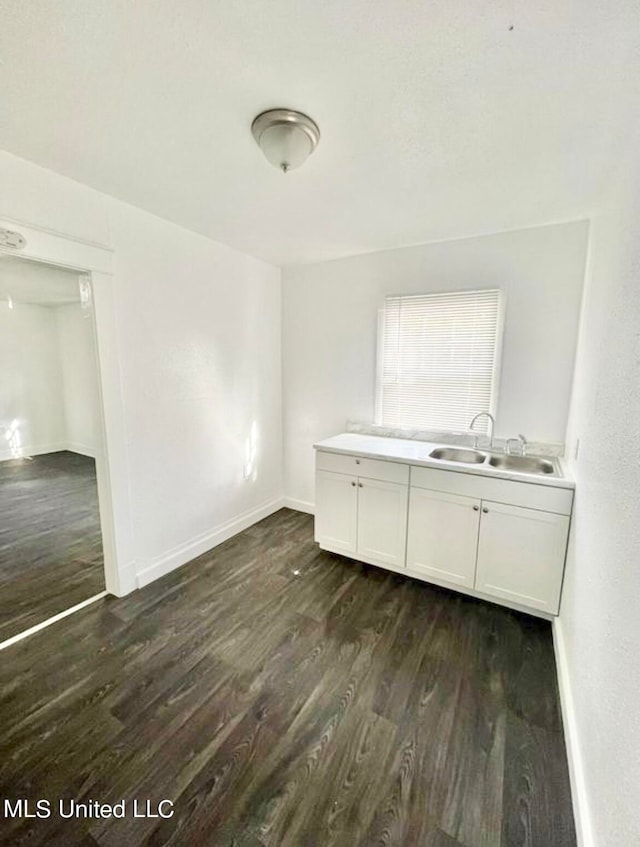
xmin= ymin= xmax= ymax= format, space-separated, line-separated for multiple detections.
xmin=0 ymin=255 xmax=107 ymax=642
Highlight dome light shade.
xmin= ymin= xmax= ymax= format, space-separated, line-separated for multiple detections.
xmin=251 ymin=109 xmax=320 ymax=173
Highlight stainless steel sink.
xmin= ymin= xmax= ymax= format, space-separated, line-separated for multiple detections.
xmin=429 ymin=447 xmax=487 ymax=464
xmin=488 ymin=454 xmax=558 ymax=476
xmin=427 ymin=445 xmax=560 ymax=477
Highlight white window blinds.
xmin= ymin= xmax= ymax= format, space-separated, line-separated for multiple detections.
xmin=377 ymin=289 xmax=502 ymax=434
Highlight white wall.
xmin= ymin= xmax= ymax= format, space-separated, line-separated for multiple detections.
xmin=0 ymin=149 xmax=283 ymax=585
xmin=56 ymin=303 xmax=101 ymax=457
xmin=557 ymin=159 xmax=640 ymax=843
xmin=0 ymin=295 xmax=101 ymax=460
xmin=282 ymin=222 xmax=588 ymax=507
xmin=0 ymin=303 xmax=67 ymax=459
xmin=106 ymin=198 xmax=283 ymax=574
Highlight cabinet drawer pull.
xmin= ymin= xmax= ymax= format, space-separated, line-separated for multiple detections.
xmin=482 ymin=507 xmax=489 ymax=513
xmin=355 ymin=459 xmax=360 ymax=464
xmin=473 ymin=505 xmax=479 ymax=511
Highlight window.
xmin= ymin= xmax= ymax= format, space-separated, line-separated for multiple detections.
xmin=376 ymin=289 xmax=503 ymax=434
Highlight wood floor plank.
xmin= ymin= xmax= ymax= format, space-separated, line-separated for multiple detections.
xmin=222 ymin=637 xmax=395 ymax=846
xmin=91 ymin=679 xmax=259 ymax=846
xmin=277 ymin=705 xmax=398 ymax=847
xmin=503 ymin=618 xmax=564 ymax=733
xmin=141 ymin=705 xmax=280 ymax=847
xmin=0 ymin=451 xmax=105 ymax=642
xmin=0 ymin=508 xmax=576 ymax=847
xmin=501 ymin=711 xmax=576 ymax=847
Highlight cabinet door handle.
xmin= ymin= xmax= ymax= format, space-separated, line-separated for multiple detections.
xmin=358 ymin=482 xmax=363 ymax=487
xmin=473 ymin=505 xmax=479 ymax=511
xmin=355 ymin=459 xmax=360 ymax=464
xmin=351 ymin=481 xmax=356 ymax=486
xmin=482 ymin=507 xmax=489 ymax=513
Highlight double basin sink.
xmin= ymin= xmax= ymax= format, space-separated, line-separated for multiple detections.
xmin=429 ymin=446 xmax=558 ymax=477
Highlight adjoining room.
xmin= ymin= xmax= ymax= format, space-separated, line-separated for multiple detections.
xmin=0 ymin=257 xmax=105 ymax=641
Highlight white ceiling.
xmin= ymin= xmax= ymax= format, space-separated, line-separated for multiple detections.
xmin=0 ymin=256 xmax=80 ymax=305
xmin=0 ymin=1 xmax=638 ymax=266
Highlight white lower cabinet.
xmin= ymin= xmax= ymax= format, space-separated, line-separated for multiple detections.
xmin=357 ymin=477 xmax=408 ymax=568
xmin=314 ymin=469 xmax=357 ymax=555
xmin=475 ymin=501 xmax=570 ymax=614
xmin=314 ymin=456 xmax=408 ymax=568
xmin=314 ymin=448 xmax=573 ymax=617
xmin=406 ymin=489 xmax=480 ymax=587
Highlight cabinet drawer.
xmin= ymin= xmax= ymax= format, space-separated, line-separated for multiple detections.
xmin=410 ymin=465 xmax=573 ymax=515
xmin=316 ymin=451 xmax=409 ymax=484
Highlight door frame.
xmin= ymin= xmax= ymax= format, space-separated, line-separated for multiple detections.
xmin=0 ymin=216 xmax=136 ymax=596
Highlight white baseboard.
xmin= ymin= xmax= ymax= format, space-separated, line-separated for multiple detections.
xmin=552 ymin=618 xmax=594 ymax=847
xmin=283 ymin=497 xmax=315 ymax=515
xmin=136 ymin=496 xmax=286 ymax=589
xmin=0 ymin=441 xmax=68 ymax=462
xmin=65 ymin=441 xmax=96 ymax=458
xmin=0 ymin=441 xmax=97 ymax=461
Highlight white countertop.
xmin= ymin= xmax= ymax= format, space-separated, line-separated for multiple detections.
xmin=314 ymin=433 xmax=574 ymax=489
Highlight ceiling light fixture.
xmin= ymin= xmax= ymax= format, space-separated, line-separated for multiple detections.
xmin=251 ymin=108 xmax=320 ymax=173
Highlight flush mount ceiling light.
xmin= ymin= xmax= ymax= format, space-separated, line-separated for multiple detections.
xmin=251 ymin=108 xmax=320 ymax=173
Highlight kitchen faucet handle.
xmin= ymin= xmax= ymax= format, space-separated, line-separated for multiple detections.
xmin=505 ymin=434 xmax=528 ymax=456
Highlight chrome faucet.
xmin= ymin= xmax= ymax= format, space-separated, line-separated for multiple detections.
xmin=505 ymin=434 xmax=528 ymax=456
xmin=469 ymin=412 xmax=495 ymax=449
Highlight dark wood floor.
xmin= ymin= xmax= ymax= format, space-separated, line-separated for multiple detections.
xmin=0 ymin=451 xmax=105 ymax=641
xmin=0 ymin=509 xmax=576 ymax=847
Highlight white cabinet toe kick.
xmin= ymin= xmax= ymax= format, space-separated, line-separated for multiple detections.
xmin=314 ymin=447 xmax=573 ymax=618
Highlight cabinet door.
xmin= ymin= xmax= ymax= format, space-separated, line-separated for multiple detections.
xmin=357 ymin=477 xmax=408 ymax=568
xmin=475 ymin=501 xmax=569 ymax=614
xmin=314 ymin=470 xmax=358 ymax=554
xmin=406 ymin=488 xmax=481 ymax=587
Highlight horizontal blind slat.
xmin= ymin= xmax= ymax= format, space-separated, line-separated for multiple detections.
xmin=379 ymin=288 xmax=501 ymax=432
